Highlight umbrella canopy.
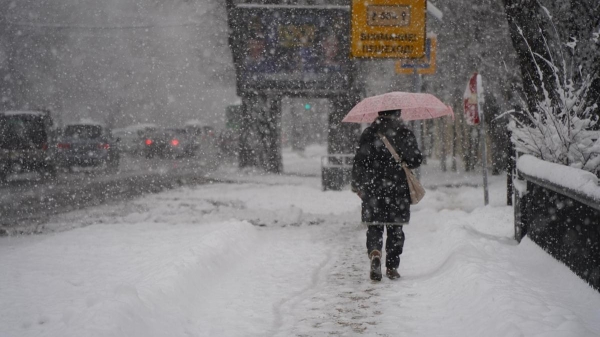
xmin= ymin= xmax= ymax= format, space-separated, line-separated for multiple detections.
xmin=342 ymin=91 xmax=454 ymax=123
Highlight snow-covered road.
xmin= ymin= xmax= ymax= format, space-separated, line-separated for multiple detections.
xmin=1 ymin=145 xmax=599 ymax=337
xmin=0 ymin=152 xmax=220 ymax=231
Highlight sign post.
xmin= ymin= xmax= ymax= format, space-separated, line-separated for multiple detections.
xmin=412 ymin=66 xmax=422 ymax=179
xmin=477 ymin=74 xmax=489 ymax=206
xmin=463 ymin=72 xmax=489 ymax=205
xmin=351 ymin=0 xmax=427 ymax=59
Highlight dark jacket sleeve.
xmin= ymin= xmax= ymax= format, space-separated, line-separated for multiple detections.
xmin=397 ymin=128 xmax=423 ymax=169
xmin=351 ymin=129 xmax=373 ymax=194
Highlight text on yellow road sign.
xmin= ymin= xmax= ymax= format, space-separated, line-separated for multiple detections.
xmin=351 ymin=0 xmax=426 ymax=59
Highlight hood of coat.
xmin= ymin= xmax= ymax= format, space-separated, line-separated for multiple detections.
xmin=371 ymin=116 xmax=406 ymax=136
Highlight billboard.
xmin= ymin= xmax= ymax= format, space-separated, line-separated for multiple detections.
xmin=231 ymin=8 xmax=353 ymax=96
xmin=351 ymin=0 xmax=427 ymax=59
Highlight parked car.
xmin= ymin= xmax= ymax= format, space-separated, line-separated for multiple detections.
xmin=143 ymin=128 xmax=194 ymax=158
xmin=142 ymin=128 xmax=165 ymax=158
xmin=165 ymin=128 xmax=195 ymax=157
xmin=55 ymin=121 xmax=120 ymax=172
xmin=112 ymin=128 xmax=137 ymax=154
xmin=0 ymin=110 xmax=57 ymax=182
xmin=114 ymin=123 xmax=157 ymax=155
xmin=184 ymin=121 xmax=203 ymax=153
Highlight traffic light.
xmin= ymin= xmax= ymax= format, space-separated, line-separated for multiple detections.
xmin=304 ymin=103 xmax=311 ymax=110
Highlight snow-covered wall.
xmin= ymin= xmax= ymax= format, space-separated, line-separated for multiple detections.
xmin=516 ymin=154 xmax=600 ymax=291
xmin=517 ymin=154 xmax=600 ymax=207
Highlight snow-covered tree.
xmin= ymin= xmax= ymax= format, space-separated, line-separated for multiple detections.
xmin=509 ymin=75 xmax=600 ymax=173
xmin=507 ymin=4 xmax=600 ymax=174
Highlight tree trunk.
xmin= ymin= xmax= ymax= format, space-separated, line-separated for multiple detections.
xmin=502 ymin=0 xmax=557 ymax=112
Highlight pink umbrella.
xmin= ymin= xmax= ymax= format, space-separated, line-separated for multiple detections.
xmin=342 ymin=91 xmax=454 ymax=123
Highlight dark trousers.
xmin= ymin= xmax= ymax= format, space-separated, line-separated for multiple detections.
xmin=366 ymin=225 xmax=405 ymax=269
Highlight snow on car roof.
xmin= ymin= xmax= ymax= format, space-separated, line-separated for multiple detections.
xmin=113 ymin=128 xmax=135 ymax=135
xmin=184 ymin=120 xmax=206 ymax=126
xmin=1 ymin=110 xmax=47 ymax=117
xmin=123 ymin=123 xmax=157 ymax=130
xmin=65 ymin=118 xmax=105 ymax=126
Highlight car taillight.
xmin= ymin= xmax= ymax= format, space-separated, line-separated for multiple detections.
xmin=57 ymin=143 xmax=71 ymax=149
xmin=98 ymin=143 xmax=110 ymax=150
xmin=171 ymin=139 xmax=179 ymax=146
xmin=145 ymin=139 xmax=153 ymax=146
xmin=41 ymin=143 xmax=49 ymax=151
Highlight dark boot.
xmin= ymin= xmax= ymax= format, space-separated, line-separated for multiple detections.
xmin=386 ymin=268 xmax=401 ymax=280
xmin=369 ymin=250 xmax=382 ymax=281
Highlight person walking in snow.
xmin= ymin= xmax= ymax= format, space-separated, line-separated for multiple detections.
xmin=351 ymin=109 xmax=423 ymax=281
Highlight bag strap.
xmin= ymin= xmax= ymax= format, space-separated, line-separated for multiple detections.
xmin=377 ymin=132 xmax=406 ymax=168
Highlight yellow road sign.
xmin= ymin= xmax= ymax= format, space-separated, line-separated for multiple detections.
xmin=395 ymin=35 xmax=437 ymax=75
xmin=351 ymin=0 xmax=427 ymax=59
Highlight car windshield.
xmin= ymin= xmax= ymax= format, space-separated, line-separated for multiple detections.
xmin=0 ymin=115 xmax=47 ymax=150
xmin=64 ymin=125 xmax=102 ymax=139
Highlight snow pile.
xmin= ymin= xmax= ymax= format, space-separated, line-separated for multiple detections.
xmin=0 ymin=220 xmax=260 ymax=337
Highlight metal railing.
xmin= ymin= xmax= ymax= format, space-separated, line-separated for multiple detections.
xmin=514 ymin=162 xmax=600 ymax=291
xmin=518 ymin=171 xmax=600 ymax=211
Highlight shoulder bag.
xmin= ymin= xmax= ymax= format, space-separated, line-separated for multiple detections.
xmin=377 ymin=133 xmax=426 ymax=205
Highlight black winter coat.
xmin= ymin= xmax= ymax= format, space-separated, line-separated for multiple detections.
xmin=351 ymin=117 xmax=423 ymax=224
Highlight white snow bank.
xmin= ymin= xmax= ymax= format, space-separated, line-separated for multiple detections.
xmin=398 ymin=204 xmax=600 ymax=337
xmin=0 ymin=177 xmax=346 ymax=337
xmin=0 ymin=220 xmax=259 ymax=337
xmin=517 ymin=154 xmax=600 ymax=202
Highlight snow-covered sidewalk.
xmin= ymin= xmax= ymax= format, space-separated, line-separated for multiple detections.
xmin=1 ymin=145 xmax=599 ymax=337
